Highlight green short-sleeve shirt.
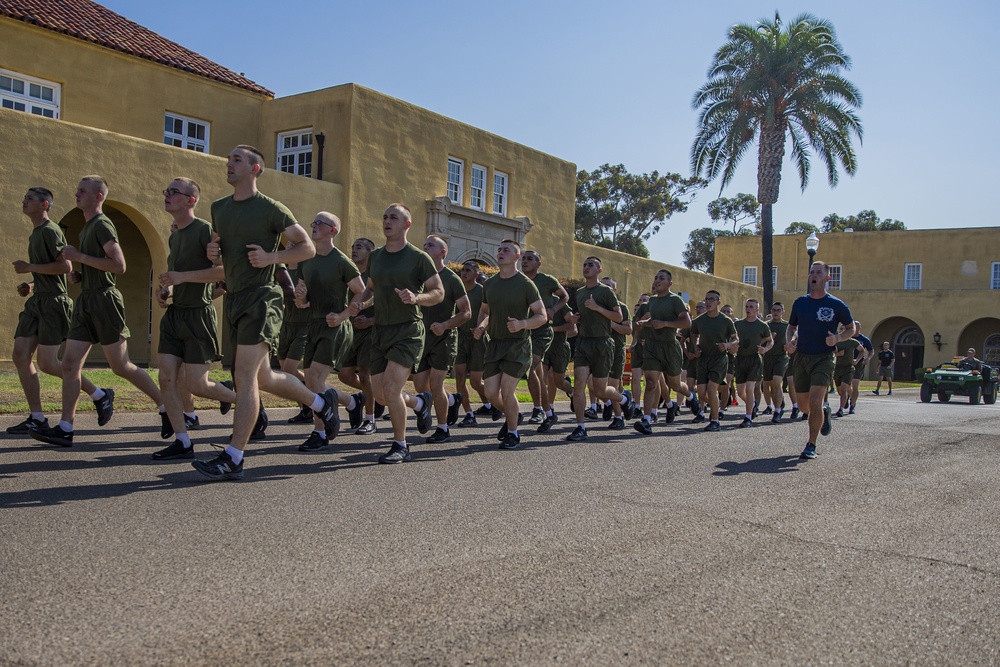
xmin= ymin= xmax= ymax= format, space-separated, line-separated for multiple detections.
xmin=734 ymin=318 xmax=771 ymax=356
xmin=766 ymin=320 xmax=789 ymax=357
xmin=79 ymin=214 xmax=119 ymax=291
xmin=299 ymin=246 xmax=361 ymax=321
xmin=835 ymin=337 xmax=862 ymax=368
xmin=689 ymin=312 xmax=737 ymax=355
xmin=575 ymin=283 xmax=620 ymax=338
xmin=284 ymin=266 xmax=311 ymax=325
xmin=168 ymin=218 xmax=215 ymax=308
xmin=28 ymin=220 xmax=68 ymax=296
xmin=422 ymin=266 xmax=466 ymax=336
xmin=532 ymin=272 xmax=563 ymax=321
xmin=646 ymin=292 xmax=688 ymax=342
xmin=369 ymin=243 xmax=438 ymax=326
xmin=461 ymin=282 xmax=483 ymax=334
xmin=211 ymin=191 xmax=297 ymax=294
xmin=482 ymin=272 xmax=541 ymax=341
xmin=611 ymin=299 xmax=629 ymax=347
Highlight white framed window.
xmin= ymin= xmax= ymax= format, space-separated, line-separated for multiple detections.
xmin=829 ymin=264 xmax=843 ymax=289
xmin=771 ymin=266 xmax=778 ymax=290
xmin=164 ymin=113 xmax=209 ymax=152
xmin=991 ymin=262 xmax=1000 ymax=290
xmin=470 ymin=164 xmax=486 ymax=211
xmin=742 ymin=266 xmax=757 ymax=286
xmin=277 ymin=129 xmax=313 ymax=177
xmin=493 ymin=171 xmax=508 ymax=216
xmin=1 ymin=68 xmax=60 ymax=118
xmin=447 ymin=158 xmax=463 ymax=204
xmin=904 ymin=263 xmax=922 ymax=290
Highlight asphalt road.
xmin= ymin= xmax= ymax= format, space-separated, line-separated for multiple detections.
xmin=1 ymin=389 xmax=998 ymax=666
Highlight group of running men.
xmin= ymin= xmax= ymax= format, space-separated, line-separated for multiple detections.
xmin=8 ymin=144 xmax=866 ymax=480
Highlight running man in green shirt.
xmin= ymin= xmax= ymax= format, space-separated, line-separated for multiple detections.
xmin=454 ymin=260 xmax=489 ymax=426
xmin=688 ymin=290 xmax=738 ymax=432
xmin=733 ymin=299 xmax=773 ymax=428
xmin=337 ymin=237 xmax=379 ymax=435
xmin=520 ymin=250 xmax=569 ymax=427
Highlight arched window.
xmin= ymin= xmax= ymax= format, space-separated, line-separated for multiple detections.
xmin=984 ymin=334 xmax=1000 ymax=367
xmin=895 ymin=327 xmax=924 ymax=346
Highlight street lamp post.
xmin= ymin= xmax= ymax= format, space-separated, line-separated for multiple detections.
xmin=805 ymin=232 xmax=820 ymax=289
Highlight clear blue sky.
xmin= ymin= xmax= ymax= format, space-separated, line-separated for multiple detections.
xmin=102 ymin=0 xmax=999 ymax=268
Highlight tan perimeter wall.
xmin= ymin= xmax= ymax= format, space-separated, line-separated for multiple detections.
xmin=0 ymin=109 xmax=342 ymax=365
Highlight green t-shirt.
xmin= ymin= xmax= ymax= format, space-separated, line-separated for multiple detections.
xmin=646 ymin=292 xmax=688 ymax=343
xmin=835 ymin=338 xmax=862 ymax=369
xmin=368 ymin=242 xmax=437 ymax=326
xmin=482 ymin=271 xmax=541 ymax=341
xmin=689 ymin=312 xmax=737 ymax=357
xmin=422 ymin=267 xmax=467 ymax=340
xmin=299 ymin=245 xmax=361 ymax=322
xmin=283 ymin=266 xmax=311 ymax=325
xmin=766 ymin=320 xmax=789 ymax=357
xmin=28 ymin=220 xmax=68 ymax=296
xmin=460 ymin=282 xmax=483 ymax=334
xmin=79 ymin=214 xmax=119 ymax=292
xmin=211 ymin=191 xmax=297 ymax=294
xmin=531 ymin=272 xmax=563 ymax=327
xmin=734 ymin=318 xmax=771 ymax=356
xmin=574 ymin=283 xmax=620 ymax=338
xmin=633 ymin=302 xmax=650 ymax=344
xmin=167 ymin=218 xmax=214 ymax=308
xmin=611 ymin=299 xmax=629 ymax=348
xmin=552 ymin=303 xmax=572 ymax=344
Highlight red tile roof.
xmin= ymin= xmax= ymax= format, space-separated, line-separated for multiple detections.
xmin=0 ymin=0 xmax=273 ymax=97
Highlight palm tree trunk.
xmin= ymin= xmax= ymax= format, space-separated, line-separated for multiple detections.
xmin=760 ymin=203 xmax=773 ymax=309
xmin=757 ymin=123 xmax=785 ymax=310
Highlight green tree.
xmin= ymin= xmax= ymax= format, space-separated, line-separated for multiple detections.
xmin=783 ymin=221 xmax=819 ymax=235
xmin=691 ymin=12 xmax=863 ymax=307
xmin=821 ymin=210 xmax=906 ymax=232
xmin=576 ymin=164 xmax=706 ymax=258
xmin=682 ymin=227 xmax=754 ymax=273
xmin=707 ymin=193 xmax=760 ymax=234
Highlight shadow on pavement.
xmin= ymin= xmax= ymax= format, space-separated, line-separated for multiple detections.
xmin=713 ymin=455 xmax=802 ymax=476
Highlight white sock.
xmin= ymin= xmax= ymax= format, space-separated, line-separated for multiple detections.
xmin=184 ymin=412 xmax=196 ymax=420
xmin=364 ymin=412 xmax=374 ymax=420
xmin=58 ymin=420 xmax=73 ymax=433
xmin=439 ymin=425 xmax=449 ymax=433
xmin=176 ymin=433 xmax=191 ymax=447
xmin=225 ymin=445 xmax=243 ymax=465
xmin=30 ymin=411 xmax=45 ymax=421
xmin=484 ymin=402 xmax=492 ymax=409
xmin=313 ymin=429 xmax=325 ymax=439
xmin=157 ymin=405 xmax=166 ymax=413
xmin=347 ymin=396 xmax=357 ymax=410
xmin=394 ymin=439 xmax=408 ymax=449
xmin=449 ymin=394 xmax=457 ymax=407
xmin=310 ymin=394 xmax=326 ymax=412
xmin=414 ymin=396 xmax=425 ymax=411
xmin=510 ymin=429 xmax=518 ymax=438
xmin=90 ymin=388 xmax=105 ymax=401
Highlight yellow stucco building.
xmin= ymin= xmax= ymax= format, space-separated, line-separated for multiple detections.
xmin=1 ymin=0 xmax=757 ymax=365
xmin=715 ymin=228 xmax=1000 ymax=380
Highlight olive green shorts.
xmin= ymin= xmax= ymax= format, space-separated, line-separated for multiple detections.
xmin=643 ymin=338 xmax=684 ymax=377
xmin=727 ymin=353 xmax=736 ymax=376
xmin=763 ymin=354 xmax=788 ymax=379
xmin=853 ymin=361 xmax=867 ymax=380
xmin=793 ymin=352 xmax=836 ymax=393
xmin=574 ymin=336 xmax=613 ymax=379
xmin=630 ymin=340 xmax=645 ymax=369
xmin=735 ymin=354 xmax=763 ymax=384
xmin=610 ymin=344 xmax=626 ymax=380
xmin=697 ymin=353 xmax=729 ymax=386
xmin=483 ymin=336 xmax=532 ymax=380
xmin=530 ymin=325 xmax=553 ymax=359
xmin=225 ymin=285 xmax=283 ymax=354
xmin=16 ymin=293 xmax=73 ymax=346
xmin=341 ymin=325 xmax=373 ymax=369
xmin=158 ymin=305 xmax=220 ymax=364
xmin=370 ymin=320 xmax=424 ymax=375
xmin=686 ymin=355 xmax=698 ymax=379
xmin=68 ymin=288 xmax=130 ymax=345
xmin=834 ymin=365 xmax=855 ymax=387
xmin=543 ymin=336 xmax=571 ymax=374
xmin=303 ymin=319 xmax=353 ymax=370
xmin=455 ymin=331 xmax=485 ymax=372
xmin=278 ymin=319 xmax=309 ymax=362
xmin=418 ymin=330 xmax=458 ymax=373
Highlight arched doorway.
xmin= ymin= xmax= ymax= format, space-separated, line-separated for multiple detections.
xmin=983 ymin=334 xmax=1000 ymax=367
xmin=58 ymin=204 xmax=156 ymax=365
xmin=958 ymin=318 xmax=1000 ymax=367
xmin=894 ymin=326 xmax=924 ymax=382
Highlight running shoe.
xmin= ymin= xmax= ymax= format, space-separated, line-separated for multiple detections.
xmin=458 ymin=413 xmax=477 ymax=427
xmin=30 ymin=424 xmax=73 ymax=447
xmin=152 ymin=439 xmax=194 ymax=460
xmin=94 ymin=388 xmax=115 ymax=426
xmin=192 ymin=450 xmax=243 ymax=480
xmin=527 ymin=407 xmax=545 ymax=424
xmin=348 ymin=392 xmax=365 ymax=430
xmin=6 ymin=416 xmax=47 ymax=434
xmin=821 ymin=405 xmax=832 ymax=436
xmin=414 ymin=391 xmax=433 ymax=434
xmin=800 ymin=443 xmax=817 ymax=460
xmin=219 ymin=381 xmax=234 ymax=416
xmin=633 ymin=419 xmax=652 ymax=435
xmin=426 ymin=427 xmax=450 ymax=444
xmin=447 ymin=393 xmax=463 ymax=426
xmin=378 ymin=442 xmax=411 ymax=464
xmin=355 ymin=419 xmax=376 ymax=436
xmin=704 ymin=420 xmax=721 ymax=432
xmin=566 ymin=425 xmax=588 ymax=442
xmin=297 ymin=431 xmax=330 ymax=454
xmin=498 ymin=432 xmax=522 ymax=450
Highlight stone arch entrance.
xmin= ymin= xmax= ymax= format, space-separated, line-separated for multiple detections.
xmin=870 ymin=317 xmax=924 ymax=382
xmin=958 ymin=317 xmax=1000 ymax=366
xmin=58 ymin=202 xmax=159 ymax=365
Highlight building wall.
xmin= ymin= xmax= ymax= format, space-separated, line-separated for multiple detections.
xmin=0 ymin=109 xmax=342 ymax=365
xmin=0 ymin=16 xmax=266 ymax=159
xmin=715 ymin=230 xmax=1000 ymax=376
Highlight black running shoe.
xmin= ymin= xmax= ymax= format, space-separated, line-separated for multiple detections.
xmin=752 ymin=402 xmax=759 ymax=419
xmin=665 ymin=404 xmax=676 ymax=424
xmin=374 ymin=402 xmax=386 ymax=418
xmin=426 ymin=427 xmax=450 ymax=444
xmin=762 ymin=406 xmax=773 ymax=415
xmin=692 ymin=414 xmax=706 ymax=424
xmin=355 ymin=419 xmax=376 ymax=436
xmin=378 ymin=442 xmax=411 ymax=464
xmin=152 ymin=440 xmax=194 ymax=460
xmin=297 ymin=431 xmax=330 ymax=454
xmin=447 ymin=393 xmax=463 ymax=426
xmin=602 ymin=402 xmax=613 ymax=421
xmin=800 ymin=412 xmax=809 ymax=421
xmin=789 ymin=407 xmax=800 ymax=420
xmin=415 ymin=391 xmax=433 ymax=434
xmin=475 ymin=404 xmax=493 ymax=416
xmin=771 ymin=410 xmax=782 ymax=424
xmin=348 ymin=392 xmax=365 ymax=430
xmin=192 ymin=450 xmax=243 ymax=481
xmin=584 ymin=407 xmax=600 ymax=420
xmin=834 ymin=408 xmax=844 ymax=418
xmin=563 ymin=376 xmax=573 ymax=398
xmin=287 ymin=405 xmax=313 ymax=424
xmin=739 ymin=417 xmax=753 ymax=428
xmin=458 ymin=413 xmax=477 ymax=427
xmin=6 ymin=416 xmax=47 ymax=434
xmin=634 ymin=419 xmax=652 ymax=435
xmin=498 ymin=432 xmax=521 ymax=450
xmin=608 ymin=416 xmax=625 ymax=430
xmin=821 ymin=404 xmax=832 ymax=436
xmin=160 ymin=411 xmax=174 ymax=439
xmin=317 ymin=388 xmax=341 ymax=440
xmin=219 ymin=380 xmax=234 ymax=416
xmin=30 ymin=424 xmax=73 ymax=447
xmin=537 ymin=413 xmax=558 ymax=433
xmin=566 ymin=425 xmax=588 ymax=442
xmin=490 ymin=406 xmax=503 ymax=421
xmin=527 ymin=407 xmax=545 ymax=424
xmin=252 ymin=404 xmax=269 ymax=440
xmin=94 ymin=388 xmax=115 ymax=426
xmin=704 ymin=420 xmax=721 ymax=432
xmin=800 ymin=443 xmax=817 ymax=460
xmin=185 ymin=414 xmax=200 ymax=430
xmin=689 ymin=394 xmax=701 ymax=416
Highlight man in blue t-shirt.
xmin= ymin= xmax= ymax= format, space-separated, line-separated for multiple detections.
xmin=786 ymin=261 xmax=855 ymax=460
xmin=850 ymin=321 xmax=874 ymax=414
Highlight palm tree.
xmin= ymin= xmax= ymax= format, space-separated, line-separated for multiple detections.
xmin=691 ymin=12 xmax=862 ymax=307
